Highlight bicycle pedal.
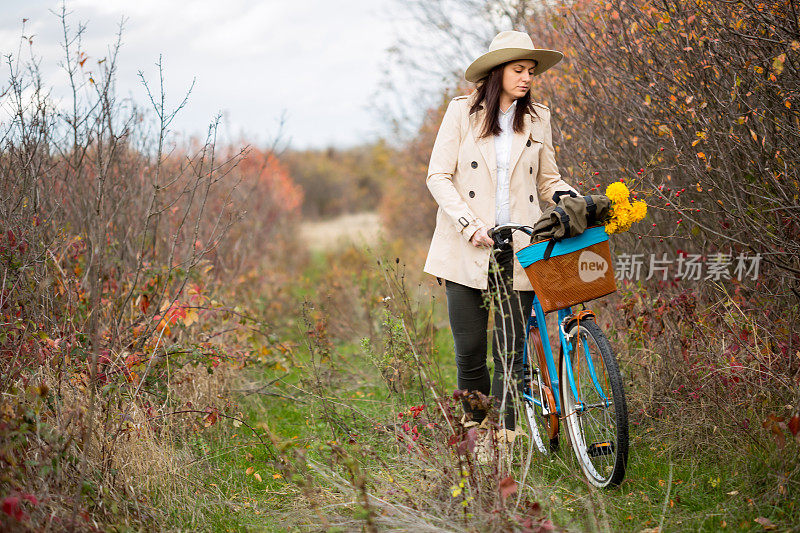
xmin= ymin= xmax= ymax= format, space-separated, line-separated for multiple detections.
xmin=587 ymin=441 xmax=614 ymax=457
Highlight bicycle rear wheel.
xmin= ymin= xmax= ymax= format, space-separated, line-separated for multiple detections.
xmin=523 ymin=328 xmax=559 ymax=454
xmin=558 ymin=318 xmax=628 ymax=487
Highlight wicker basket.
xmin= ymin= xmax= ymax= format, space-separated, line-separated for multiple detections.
xmin=516 ymin=225 xmax=617 ymax=313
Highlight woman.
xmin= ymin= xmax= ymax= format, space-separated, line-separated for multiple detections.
xmin=423 ymin=31 xmax=577 ymax=440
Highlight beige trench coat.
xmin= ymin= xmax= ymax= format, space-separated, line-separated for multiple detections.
xmin=423 ymin=91 xmax=578 ymax=291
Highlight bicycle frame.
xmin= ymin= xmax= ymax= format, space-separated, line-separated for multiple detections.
xmin=522 ymin=296 xmax=610 ymax=416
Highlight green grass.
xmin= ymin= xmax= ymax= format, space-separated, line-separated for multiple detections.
xmin=162 ymin=337 xmax=798 ymax=531
xmin=155 ymin=252 xmax=798 ymax=532
xmin=515 ymin=434 xmax=796 ymax=531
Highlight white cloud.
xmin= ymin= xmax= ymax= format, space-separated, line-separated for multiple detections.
xmin=0 ymin=0 xmax=398 ymax=149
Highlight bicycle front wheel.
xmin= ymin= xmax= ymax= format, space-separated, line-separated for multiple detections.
xmin=558 ymin=318 xmax=628 ymax=487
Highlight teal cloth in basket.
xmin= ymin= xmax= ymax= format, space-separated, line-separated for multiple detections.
xmin=516 ymin=225 xmax=608 ymax=268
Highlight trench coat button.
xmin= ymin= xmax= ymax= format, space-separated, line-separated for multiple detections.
xmin=526 ymin=139 xmax=532 ymax=147
xmin=529 ymin=195 xmax=534 ymax=202
xmin=529 ymin=166 xmax=533 ymax=174
xmin=469 ymin=190 xmax=475 ymax=198
xmin=471 ymin=161 xmax=478 ymax=169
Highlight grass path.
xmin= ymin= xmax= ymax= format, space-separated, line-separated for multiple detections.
xmin=172 ymin=332 xmax=788 ymax=532
xmin=163 ymin=251 xmax=795 ymax=532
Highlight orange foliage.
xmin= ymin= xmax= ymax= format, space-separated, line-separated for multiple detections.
xmin=236 ymin=147 xmax=303 ymax=215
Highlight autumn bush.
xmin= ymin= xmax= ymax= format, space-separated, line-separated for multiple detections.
xmin=537 ymin=0 xmax=800 ymax=465
xmin=0 ymin=16 xmax=299 ymax=530
xmin=281 ymin=141 xmax=393 ymax=220
xmin=379 ymin=102 xmax=444 ymax=246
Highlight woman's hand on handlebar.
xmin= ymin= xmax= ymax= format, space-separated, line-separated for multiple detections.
xmin=469 ymin=226 xmax=494 ymax=248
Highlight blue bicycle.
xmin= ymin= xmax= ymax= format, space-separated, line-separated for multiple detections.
xmin=490 ymin=223 xmax=629 ymax=488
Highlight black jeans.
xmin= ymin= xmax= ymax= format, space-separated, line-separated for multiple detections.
xmin=445 ymin=231 xmax=534 ymax=430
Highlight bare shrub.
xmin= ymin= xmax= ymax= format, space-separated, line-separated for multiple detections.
xmin=0 ymin=12 xmax=296 ymax=529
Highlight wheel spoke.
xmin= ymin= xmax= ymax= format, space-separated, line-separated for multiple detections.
xmin=523 ymin=329 xmax=559 ymax=456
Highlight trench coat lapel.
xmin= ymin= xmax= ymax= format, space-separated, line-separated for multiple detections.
xmin=468 ymin=94 xmax=533 ymax=186
xmin=508 ymin=112 xmax=532 ymax=176
xmin=468 ymin=106 xmax=497 ymax=187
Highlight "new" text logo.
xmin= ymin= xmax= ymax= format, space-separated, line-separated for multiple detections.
xmin=578 ymin=250 xmax=608 ymax=282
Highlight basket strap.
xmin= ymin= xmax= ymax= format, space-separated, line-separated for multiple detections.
xmin=541 ymin=207 xmax=571 ymax=260
xmin=584 ymin=195 xmax=597 ymax=223
xmin=554 ymin=206 xmax=571 ymax=239
xmin=543 ymin=239 xmax=557 ymax=260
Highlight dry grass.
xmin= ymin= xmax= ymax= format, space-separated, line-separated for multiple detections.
xmin=300 ymin=211 xmax=384 ymax=252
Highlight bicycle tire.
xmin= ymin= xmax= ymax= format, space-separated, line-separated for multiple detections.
xmin=558 ymin=318 xmax=628 ymax=487
xmin=523 ymin=328 xmax=560 ymax=454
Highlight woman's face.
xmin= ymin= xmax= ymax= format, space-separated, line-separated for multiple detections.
xmin=501 ymin=60 xmax=536 ymax=101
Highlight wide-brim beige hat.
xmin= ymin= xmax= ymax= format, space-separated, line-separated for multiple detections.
xmin=465 ymin=30 xmax=563 ymax=83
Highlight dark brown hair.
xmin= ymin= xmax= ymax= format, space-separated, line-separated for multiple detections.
xmin=469 ymin=59 xmax=540 ymax=138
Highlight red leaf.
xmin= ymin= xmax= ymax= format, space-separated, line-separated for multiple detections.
xmin=465 ymin=427 xmax=478 ymax=453
xmin=527 ymin=501 xmax=542 ymax=516
xmin=499 ymin=476 xmax=517 ymax=499
xmin=97 ymin=349 xmax=112 ymax=366
xmin=2 ymin=496 xmax=26 ymax=521
xmin=788 ymin=414 xmax=799 ymax=437
xmin=21 ymin=493 xmax=38 ymax=506
xmin=203 ymin=409 xmax=219 ymax=428
xmin=125 ymin=353 xmax=142 ymax=369
xmin=455 ymin=427 xmax=479 ymax=455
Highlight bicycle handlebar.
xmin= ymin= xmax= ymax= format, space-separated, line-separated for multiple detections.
xmin=487 ymin=223 xmax=535 ymax=238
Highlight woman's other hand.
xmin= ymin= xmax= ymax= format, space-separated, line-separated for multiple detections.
xmin=469 ymin=226 xmax=494 ymax=248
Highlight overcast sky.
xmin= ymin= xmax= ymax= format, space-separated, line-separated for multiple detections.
xmin=0 ymin=0 xmax=425 ymax=150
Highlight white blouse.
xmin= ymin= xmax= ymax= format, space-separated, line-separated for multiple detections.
xmin=494 ymin=100 xmax=516 ymax=225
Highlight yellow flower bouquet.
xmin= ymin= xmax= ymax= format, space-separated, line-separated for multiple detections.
xmin=604 ymin=182 xmax=647 ymax=235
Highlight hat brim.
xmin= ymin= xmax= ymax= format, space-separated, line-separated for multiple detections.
xmin=464 ymin=48 xmax=563 ymax=83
